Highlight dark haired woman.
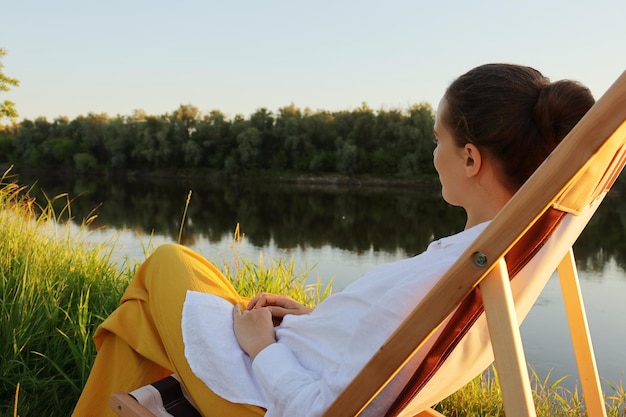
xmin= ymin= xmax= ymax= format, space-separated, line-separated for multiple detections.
xmin=73 ymin=63 xmax=594 ymax=417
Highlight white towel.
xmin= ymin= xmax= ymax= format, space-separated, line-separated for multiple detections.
xmin=181 ymin=290 xmax=269 ymax=407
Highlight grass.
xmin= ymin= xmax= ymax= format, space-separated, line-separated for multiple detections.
xmin=0 ymin=171 xmax=624 ymax=416
xmin=0 ymin=172 xmax=131 ymax=416
xmin=220 ymin=223 xmax=333 ymax=307
xmin=436 ymin=368 xmax=625 ymax=416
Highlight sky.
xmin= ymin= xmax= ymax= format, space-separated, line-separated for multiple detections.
xmin=2 ymin=0 xmax=625 ymax=122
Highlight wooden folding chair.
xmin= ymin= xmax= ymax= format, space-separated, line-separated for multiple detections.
xmin=110 ymin=70 xmax=626 ymax=417
xmin=325 ymin=70 xmax=626 ymax=417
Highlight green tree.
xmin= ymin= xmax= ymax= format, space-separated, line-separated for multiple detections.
xmin=275 ymin=104 xmax=310 ymax=171
xmin=195 ymin=110 xmax=232 ymax=169
xmin=77 ymin=113 xmax=110 ymax=166
xmin=249 ymin=107 xmax=275 ymax=170
xmin=172 ymin=104 xmax=200 ymax=138
xmin=237 ymin=127 xmax=262 ymax=169
xmin=103 ymin=116 xmax=133 ymax=169
xmin=40 ymin=136 xmax=77 ymax=167
xmin=336 ymin=137 xmax=358 ymax=175
xmin=0 ymin=48 xmax=20 ymax=120
xmin=132 ymin=115 xmax=173 ymax=168
xmin=0 ymin=131 xmax=14 ymax=162
xmin=405 ymin=103 xmax=436 ymax=175
xmin=13 ymin=118 xmax=49 ymax=165
xmin=171 ymin=104 xmax=200 ymax=166
xmin=182 ymin=139 xmax=203 ymax=167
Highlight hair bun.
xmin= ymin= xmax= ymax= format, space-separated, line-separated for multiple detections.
xmin=444 ymin=64 xmax=595 ymax=191
xmin=533 ymin=80 xmax=595 ymax=146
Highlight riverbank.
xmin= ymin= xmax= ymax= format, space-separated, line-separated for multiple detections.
xmin=1 ymin=176 xmax=624 ymax=416
xmin=7 ymin=164 xmax=441 ymax=190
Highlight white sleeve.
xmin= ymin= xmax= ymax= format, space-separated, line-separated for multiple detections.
xmin=249 ymin=247 xmax=459 ymax=416
xmin=252 ymin=343 xmax=336 ymax=417
xmin=250 ymin=279 xmax=420 ymax=417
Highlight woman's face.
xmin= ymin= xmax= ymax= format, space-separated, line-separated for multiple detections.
xmin=433 ymin=98 xmax=468 ymax=207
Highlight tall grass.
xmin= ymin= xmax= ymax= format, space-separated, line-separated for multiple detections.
xmin=220 ymin=223 xmax=333 ymax=307
xmin=435 ymin=367 xmax=625 ymax=416
xmin=0 ymin=172 xmax=132 ymax=416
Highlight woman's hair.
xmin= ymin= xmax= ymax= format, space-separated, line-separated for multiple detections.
xmin=443 ymin=63 xmax=595 ymax=191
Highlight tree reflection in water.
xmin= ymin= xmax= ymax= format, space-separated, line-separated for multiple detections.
xmin=18 ymin=173 xmax=626 ymax=273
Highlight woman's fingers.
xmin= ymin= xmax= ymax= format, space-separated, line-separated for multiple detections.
xmin=246 ymin=292 xmax=313 ymax=316
xmin=246 ymin=292 xmax=272 ymax=310
xmin=247 ymin=292 xmax=285 ymax=309
xmin=232 ymin=304 xmax=276 ymax=359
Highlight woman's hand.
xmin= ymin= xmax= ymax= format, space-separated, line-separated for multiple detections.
xmin=232 ymin=304 xmax=276 ymax=360
xmin=247 ymin=292 xmax=313 ymax=318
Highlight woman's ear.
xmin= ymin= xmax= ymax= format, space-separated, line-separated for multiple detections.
xmin=463 ymin=143 xmax=482 ymax=177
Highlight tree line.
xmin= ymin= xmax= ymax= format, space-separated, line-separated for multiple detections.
xmin=0 ymin=103 xmax=437 ymax=179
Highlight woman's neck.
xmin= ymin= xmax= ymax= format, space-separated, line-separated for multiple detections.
xmin=464 ymin=185 xmax=513 ymax=230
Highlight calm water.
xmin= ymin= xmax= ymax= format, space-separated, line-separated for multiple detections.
xmin=20 ymin=172 xmax=626 ymax=391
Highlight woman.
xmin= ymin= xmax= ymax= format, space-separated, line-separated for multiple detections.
xmin=73 ymin=64 xmax=594 ymax=417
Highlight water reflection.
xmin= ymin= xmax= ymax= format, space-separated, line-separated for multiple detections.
xmin=21 ymin=174 xmax=467 ymax=255
xmin=18 ymin=172 xmax=626 ymax=273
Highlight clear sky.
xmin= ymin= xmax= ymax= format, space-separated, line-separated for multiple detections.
xmin=2 ymin=0 xmax=625 ymax=122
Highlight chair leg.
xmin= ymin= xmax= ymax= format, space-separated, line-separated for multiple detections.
xmin=480 ymin=258 xmax=537 ymax=417
xmin=109 ymin=392 xmax=157 ymax=417
xmin=557 ymin=249 xmax=607 ymax=417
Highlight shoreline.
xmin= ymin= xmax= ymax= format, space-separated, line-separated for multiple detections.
xmin=8 ymin=165 xmax=441 ymax=191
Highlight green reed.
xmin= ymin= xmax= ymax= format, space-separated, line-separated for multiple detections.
xmin=435 ymin=366 xmax=625 ymax=416
xmin=220 ymin=222 xmax=333 ymax=306
xmin=0 ymin=172 xmax=132 ymax=416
